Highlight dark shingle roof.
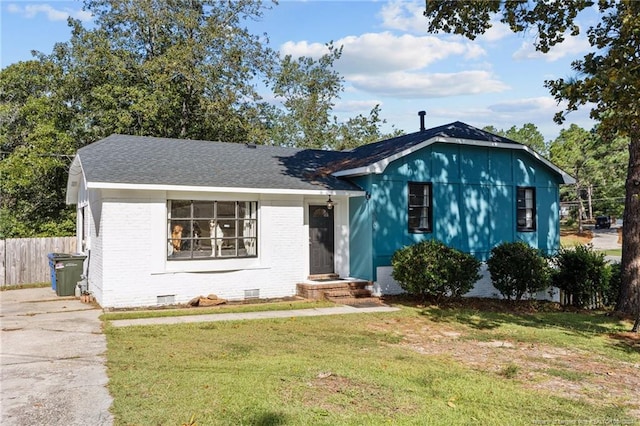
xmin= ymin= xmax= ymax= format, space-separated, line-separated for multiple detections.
xmin=77 ymin=123 xmax=549 ymax=191
xmin=77 ymin=134 xmax=360 ymax=192
xmin=323 ymin=121 xmax=519 ymax=174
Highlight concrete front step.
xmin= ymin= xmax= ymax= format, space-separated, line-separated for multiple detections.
xmin=297 ymin=280 xmax=371 ymax=300
xmin=324 ymin=289 xmax=353 ymax=298
xmin=297 ymin=280 xmax=380 ymax=305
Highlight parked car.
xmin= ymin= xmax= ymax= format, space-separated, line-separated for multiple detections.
xmin=595 ymin=215 xmax=611 ymax=229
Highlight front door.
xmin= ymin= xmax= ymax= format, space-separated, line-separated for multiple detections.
xmin=309 ymin=205 xmax=334 ymax=275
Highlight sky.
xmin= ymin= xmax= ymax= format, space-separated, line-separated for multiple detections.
xmin=0 ymin=0 xmax=600 ymax=142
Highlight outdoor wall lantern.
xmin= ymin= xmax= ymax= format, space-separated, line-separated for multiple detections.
xmin=326 ymin=196 xmax=334 ymax=210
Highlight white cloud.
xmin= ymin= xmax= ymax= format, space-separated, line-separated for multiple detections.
xmin=281 ymin=32 xmax=486 ymax=76
xmin=478 ymin=18 xmax=513 ymax=42
xmin=334 ymin=99 xmax=383 ymax=113
xmin=378 ymin=0 xmax=427 ymax=34
xmin=512 ymin=33 xmax=590 ymax=62
xmin=433 ymin=97 xmax=596 ymax=140
xmin=7 ymin=3 xmax=93 ymax=22
xmin=487 ymin=96 xmax=560 ymax=114
xmin=348 ymin=70 xmax=509 ymax=98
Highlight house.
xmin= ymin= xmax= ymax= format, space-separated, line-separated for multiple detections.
xmin=66 ymin=113 xmax=574 ymax=308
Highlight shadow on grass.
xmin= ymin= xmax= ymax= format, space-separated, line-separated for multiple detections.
xmin=608 ymin=332 xmax=640 ymax=354
xmin=249 ymin=411 xmax=289 ymax=426
xmin=384 ymin=295 xmax=635 ymax=341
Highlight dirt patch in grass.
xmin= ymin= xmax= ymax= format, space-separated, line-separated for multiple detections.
xmin=560 ymin=228 xmax=593 ymax=246
xmin=299 ymin=373 xmax=417 ymax=417
xmin=370 ymin=299 xmax=640 ymax=420
xmin=610 ymin=332 xmax=640 ymax=351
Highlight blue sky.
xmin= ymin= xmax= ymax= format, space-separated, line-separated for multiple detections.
xmin=1 ymin=0 xmax=599 ymax=142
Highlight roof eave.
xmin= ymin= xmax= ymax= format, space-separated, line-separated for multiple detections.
xmin=333 ymin=136 xmax=576 ymax=184
xmin=85 ymin=181 xmax=366 ymax=197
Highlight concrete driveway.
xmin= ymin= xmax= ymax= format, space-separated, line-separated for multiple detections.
xmin=588 ymin=224 xmax=622 ymax=263
xmin=0 ymin=287 xmax=112 ymax=426
xmin=590 ymin=225 xmax=622 ymax=250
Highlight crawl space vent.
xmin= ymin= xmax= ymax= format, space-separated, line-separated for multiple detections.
xmin=244 ymin=289 xmax=259 ymax=300
xmin=157 ymin=295 xmax=176 ymax=305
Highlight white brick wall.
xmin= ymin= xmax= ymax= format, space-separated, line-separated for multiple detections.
xmin=88 ymin=191 xmax=317 ymax=308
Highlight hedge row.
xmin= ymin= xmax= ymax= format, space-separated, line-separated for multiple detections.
xmin=391 ymin=240 xmax=619 ymax=308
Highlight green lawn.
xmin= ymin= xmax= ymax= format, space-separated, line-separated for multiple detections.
xmin=105 ymin=303 xmax=639 ymax=425
xmin=597 ymin=248 xmax=622 ymax=257
xmin=101 ymin=299 xmax=335 ymax=321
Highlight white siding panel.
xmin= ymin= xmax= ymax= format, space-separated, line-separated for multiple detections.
xmin=462 ymin=263 xmax=500 ymax=298
xmin=375 ymin=263 xmax=559 ymax=302
xmin=372 ymin=267 xmax=404 ymax=296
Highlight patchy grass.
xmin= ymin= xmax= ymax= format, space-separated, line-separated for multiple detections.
xmin=0 ymin=282 xmax=50 ymax=291
xmin=101 ymin=299 xmax=335 ymax=321
xmin=105 ymin=300 xmax=639 ymax=425
xmin=559 ymin=226 xmax=593 ymax=247
xmin=596 ymin=248 xmax=622 ymax=257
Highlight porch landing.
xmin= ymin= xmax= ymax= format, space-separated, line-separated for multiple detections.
xmin=297 ymin=277 xmax=381 ymax=306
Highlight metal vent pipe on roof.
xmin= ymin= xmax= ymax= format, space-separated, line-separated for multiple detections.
xmin=418 ymin=111 xmax=426 ymax=132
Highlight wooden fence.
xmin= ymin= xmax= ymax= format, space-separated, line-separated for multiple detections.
xmin=0 ymin=237 xmax=77 ymax=287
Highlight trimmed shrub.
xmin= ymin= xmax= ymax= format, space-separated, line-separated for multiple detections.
xmin=487 ymin=241 xmax=552 ymax=301
xmin=604 ymin=262 xmax=621 ymax=308
xmin=552 ymin=244 xmax=611 ymax=308
xmin=391 ymin=240 xmax=481 ymax=300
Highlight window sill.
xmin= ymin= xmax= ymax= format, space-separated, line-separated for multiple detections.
xmin=159 ymin=257 xmax=266 ymax=274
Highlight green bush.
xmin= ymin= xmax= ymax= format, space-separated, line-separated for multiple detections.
xmin=391 ymin=240 xmax=481 ymax=300
xmin=487 ymin=241 xmax=552 ymax=301
xmin=552 ymin=244 xmax=611 ymax=308
xmin=603 ymin=262 xmax=620 ymax=308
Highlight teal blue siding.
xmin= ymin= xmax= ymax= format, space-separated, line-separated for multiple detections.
xmin=349 ymin=176 xmax=374 ymax=280
xmin=347 ymin=142 xmax=563 ymax=280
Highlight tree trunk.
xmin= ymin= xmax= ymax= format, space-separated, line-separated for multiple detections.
xmin=587 ymin=184 xmax=593 ymax=221
xmin=616 ymin=135 xmax=640 ymax=331
xmin=577 ymin=185 xmax=584 ymax=234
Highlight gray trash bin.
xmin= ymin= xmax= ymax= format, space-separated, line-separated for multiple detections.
xmin=51 ymin=254 xmax=87 ymax=297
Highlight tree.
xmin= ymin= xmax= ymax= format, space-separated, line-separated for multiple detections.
xmin=68 ymin=0 xmax=277 ymax=142
xmin=589 ymin=133 xmax=627 ymax=218
xmin=0 ymin=60 xmax=77 ymax=237
xmin=483 ymin=123 xmax=547 ymax=156
xmin=270 ymin=43 xmax=344 ymax=149
xmin=333 ymin=105 xmax=404 ymax=151
xmin=549 ymin=124 xmax=597 ymax=231
xmin=1 ymin=0 xmax=397 ymax=238
xmin=269 ymin=43 xmax=401 ymax=149
xmin=424 ymin=0 xmax=640 ymax=322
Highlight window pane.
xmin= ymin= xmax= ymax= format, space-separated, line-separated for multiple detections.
xmin=193 ymin=201 xmax=214 ymax=219
xmin=209 ymin=219 xmax=224 ymax=257
xmin=171 ymin=201 xmax=191 ymax=218
xmin=217 ymin=201 xmax=236 ymax=218
xmin=218 ymin=219 xmax=236 ymax=236
xmin=169 ymin=220 xmax=186 ymax=255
